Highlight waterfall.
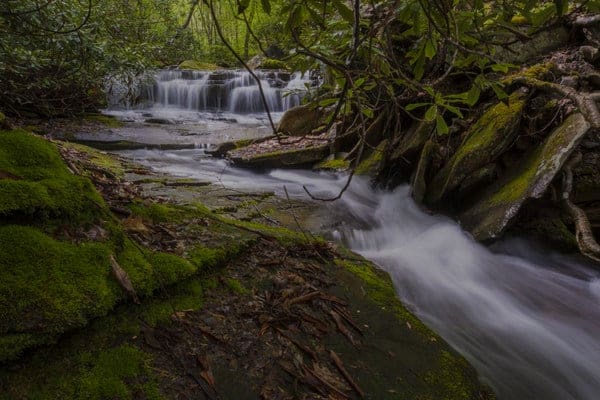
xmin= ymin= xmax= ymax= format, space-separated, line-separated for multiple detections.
xmin=134 ymin=69 xmax=312 ymax=114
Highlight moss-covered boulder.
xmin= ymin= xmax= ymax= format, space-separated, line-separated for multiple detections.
xmin=426 ymin=92 xmax=527 ymax=205
xmin=277 ymin=104 xmax=325 ymax=136
xmin=391 ymin=120 xmax=435 ymax=162
xmin=178 ymin=60 xmax=219 ymax=70
xmin=459 ymin=113 xmax=591 ymax=240
xmin=355 ymin=140 xmax=388 ymax=176
xmin=258 ymin=57 xmax=288 ymax=70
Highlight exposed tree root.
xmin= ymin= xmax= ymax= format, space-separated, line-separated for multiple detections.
xmin=561 ymin=153 xmax=600 ymax=263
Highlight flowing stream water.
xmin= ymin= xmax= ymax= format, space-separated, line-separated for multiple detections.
xmin=103 ymin=71 xmax=600 ymax=400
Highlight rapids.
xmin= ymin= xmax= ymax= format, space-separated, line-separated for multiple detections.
xmin=118 ymin=146 xmax=600 ymax=400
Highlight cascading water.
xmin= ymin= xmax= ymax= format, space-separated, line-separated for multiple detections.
xmin=108 ymin=146 xmax=600 ymax=400
xmin=337 ymin=184 xmax=600 ymax=400
xmin=133 ymin=69 xmax=311 ymax=114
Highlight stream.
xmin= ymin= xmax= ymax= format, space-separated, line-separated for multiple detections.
xmin=102 ymin=70 xmax=600 ymax=400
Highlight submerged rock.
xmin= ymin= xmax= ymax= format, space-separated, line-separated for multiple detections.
xmin=460 ymin=113 xmax=591 ymax=241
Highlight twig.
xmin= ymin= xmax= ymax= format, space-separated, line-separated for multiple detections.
xmin=330 ymin=350 xmax=365 ymax=399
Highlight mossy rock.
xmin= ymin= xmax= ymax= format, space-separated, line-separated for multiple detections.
xmin=495 ymin=26 xmax=569 ymax=64
xmin=0 ymin=130 xmax=255 ymax=361
xmin=277 ymin=104 xmax=325 ymax=136
xmin=314 ymin=157 xmax=350 ymax=171
xmin=332 ymin=256 xmax=495 ymax=400
xmin=0 ymin=130 xmax=106 ymax=224
xmin=355 ymin=140 xmax=387 ymax=175
xmin=258 ymin=58 xmax=288 ymax=70
xmin=178 ymin=60 xmax=219 ymax=70
xmin=229 ymin=143 xmax=329 ymax=169
xmin=391 ymin=120 xmax=435 ymax=162
xmin=460 ymin=113 xmax=591 ymax=241
xmin=426 ymin=92 xmax=527 ymax=205
xmin=82 ymin=113 xmax=123 ymax=128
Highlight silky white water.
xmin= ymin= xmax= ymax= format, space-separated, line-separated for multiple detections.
xmin=116 ymin=146 xmax=600 ymax=400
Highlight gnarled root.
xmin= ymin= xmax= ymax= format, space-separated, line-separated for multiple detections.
xmin=561 ymin=153 xmax=600 ymax=263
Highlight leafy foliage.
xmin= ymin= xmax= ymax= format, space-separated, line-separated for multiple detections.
xmin=0 ymin=0 xmax=195 ymax=115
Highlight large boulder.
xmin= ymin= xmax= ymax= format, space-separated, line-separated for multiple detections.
xmin=277 ymin=104 xmax=325 ymax=136
xmin=459 ymin=113 xmax=591 ymax=241
xmin=425 ymin=92 xmax=527 ymax=205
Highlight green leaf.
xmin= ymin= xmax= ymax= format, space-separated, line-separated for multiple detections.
xmin=286 ymin=4 xmax=308 ymax=30
xmin=466 ymin=85 xmax=481 ymax=106
xmin=424 ymin=39 xmax=436 ymax=59
xmin=331 ymin=0 xmax=354 ymax=23
xmin=436 ymin=115 xmax=449 ymax=135
xmin=354 ymin=77 xmax=366 ymax=88
xmin=443 ymin=104 xmax=463 ymax=118
xmin=318 ymin=98 xmax=339 ymax=107
xmin=362 ymin=108 xmax=374 ymax=118
xmin=491 ymin=63 xmax=511 ymax=73
xmin=425 ymin=105 xmax=437 ymax=122
xmin=405 ymin=102 xmax=431 ymax=111
xmin=491 ymin=83 xmax=508 ymax=100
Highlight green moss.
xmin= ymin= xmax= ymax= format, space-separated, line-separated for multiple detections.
xmin=488 ymin=147 xmax=541 ymax=205
xmin=129 ymin=202 xmax=180 ymax=223
xmin=178 ymin=60 xmax=219 ymax=70
xmin=224 ymin=278 xmax=249 ymax=294
xmin=258 ymin=58 xmax=288 ymax=70
xmin=510 ymin=15 xmax=529 ymax=24
xmin=0 ymin=129 xmax=72 ymax=180
xmin=60 ymin=142 xmax=125 ymax=178
xmin=423 ymin=351 xmax=479 ymax=400
xmin=0 ymin=176 xmax=105 ymax=223
xmin=82 ymin=113 xmax=124 ymax=128
xmin=335 ymin=256 xmax=489 ymax=399
xmin=77 ymin=346 xmax=161 ymax=400
xmin=0 ymin=225 xmax=119 ymax=361
xmin=503 ymin=63 xmax=554 ymax=85
xmin=224 ymin=217 xmax=315 ymax=245
xmin=315 ymin=158 xmax=350 ymax=171
xmin=355 ymin=140 xmax=387 ymax=175
xmin=0 ymin=130 xmax=106 ymax=224
xmin=456 ymin=93 xmax=525 ymax=160
xmin=12 ymin=345 xmax=162 ymax=400
xmin=147 ymin=251 xmax=197 ymax=283
xmin=334 ymin=258 xmax=427 ymax=333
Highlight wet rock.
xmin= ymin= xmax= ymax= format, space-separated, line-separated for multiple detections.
xmin=74 ymin=140 xmax=195 ymax=151
xmin=391 ymin=120 xmax=435 ymax=162
xmin=460 ymin=113 xmax=591 ymax=241
xmin=229 ymin=143 xmax=329 ymax=169
xmin=426 ymin=92 xmax=527 ymax=205
xmin=277 ymin=104 xmax=325 ymax=136
xmin=495 ymin=26 xmax=570 ymax=63
xmin=145 ymin=118 xmax=174 ymax=125
xmin=579 ymin=45 xmax=600 ymax=66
